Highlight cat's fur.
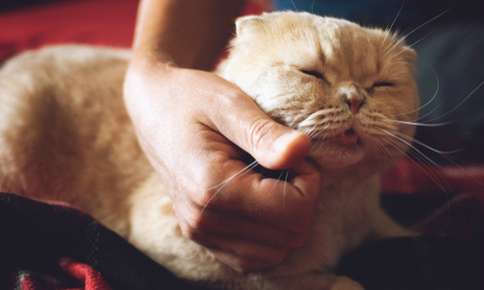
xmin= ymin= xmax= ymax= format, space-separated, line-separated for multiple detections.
xmin=0 ymin=12 xmax=418 ymax=290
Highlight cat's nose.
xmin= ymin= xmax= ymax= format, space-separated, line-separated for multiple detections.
xmin=340 ymin=87 xmax=366 ymax=114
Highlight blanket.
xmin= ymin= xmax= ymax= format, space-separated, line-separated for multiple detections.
xmin=1 ymin=161 xmax=482 ymax=290
xmin=0 ymin=193 xmax=207 ymax=290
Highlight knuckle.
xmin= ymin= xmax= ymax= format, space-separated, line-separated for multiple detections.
xmin=191 ymin=190 xmax=207 ymax=207
xmin=184 ymin=207 xmax=208 ymax=231
xmin=247 ymin=118 xmax=275 ymax=154
xmin=217 ymin=89 xmax=246 ymax=118
xmin=219 ymin=86 xmax=247 ymax=104
xmin=193 ymin=187 xmax=216 ymax=208
xmin=179 ymin=222 xmax=197 ymax=240
xmin=188 ymin=169 xmax=215 ymax=204
xmin=224 ymin=89 xmax=244 ymax=103
xmin=180 ymin=222 xmax=210 ymax=246
xmin=191 ymin=171 xmax=224 ymax=207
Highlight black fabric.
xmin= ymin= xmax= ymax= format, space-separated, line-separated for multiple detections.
xmin=1 ymin=192 xmax=481 ymax=290
xmin=414 ymin=24 xmax=484 ymax=164
xmin=0 ymin=192 xmax=207 ymax=290
xmin=0 ymin=0 xmax=69 ymax=12
xmin=338 ymin=237 xmax=482 ymax=290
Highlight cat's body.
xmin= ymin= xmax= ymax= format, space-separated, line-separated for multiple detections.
xmin=0 ymin=12 xmax=418 ymax=290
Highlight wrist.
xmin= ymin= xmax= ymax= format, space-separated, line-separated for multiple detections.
xmin=129 ymin=49 xmax=176 ymax=73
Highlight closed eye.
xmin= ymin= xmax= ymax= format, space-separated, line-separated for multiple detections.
xmin=300 ymin=69 xmax=327 ymax=82
xmin=373 ymin=80 xmax=395 ymax=88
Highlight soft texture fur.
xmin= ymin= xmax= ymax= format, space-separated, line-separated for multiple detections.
xmin=0 ymin=12 xmax=419 ymax=290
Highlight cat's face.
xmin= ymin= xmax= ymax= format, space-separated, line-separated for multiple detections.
xmin=220 ymin=12 xmax=419 ymax=171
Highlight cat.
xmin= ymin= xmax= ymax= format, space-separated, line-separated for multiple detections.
xmin=0 ymin=11 xmax=419 ymax=290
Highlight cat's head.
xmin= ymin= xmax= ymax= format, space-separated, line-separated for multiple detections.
xmin=219 ymin=11 xmax=419 ymax=172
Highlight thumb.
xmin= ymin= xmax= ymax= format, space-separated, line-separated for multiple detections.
xmin=208 ymin=90 xmax=310 ymax=169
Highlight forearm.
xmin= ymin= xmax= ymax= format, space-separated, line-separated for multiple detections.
xmin=132 ymin=0 xmax=245 ymax=70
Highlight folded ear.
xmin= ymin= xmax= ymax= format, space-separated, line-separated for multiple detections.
xmin=402 ymin=46 xmax=417 ymax=63
xmin=235 ymin=15 xmax=265 ymax=36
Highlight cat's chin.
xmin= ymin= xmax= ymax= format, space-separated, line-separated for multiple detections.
xmin=310 ymin=129 xmax=368 ymax=169
xmin=310 ymin=142 xmax=365 ymax=169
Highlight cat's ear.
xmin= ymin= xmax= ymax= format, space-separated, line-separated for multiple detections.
xmin=402 ymin=46 xmax=417 ymax=63
xmin=235 ymin=15 xmax=264 ymax=36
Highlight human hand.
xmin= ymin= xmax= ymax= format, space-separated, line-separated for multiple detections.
xmin=124 ymin=61 xmax=321 ymax=272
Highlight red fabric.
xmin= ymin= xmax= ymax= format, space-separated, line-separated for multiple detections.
xmin=382 ymin=160 xmax=484 ymax=239
xmin=382 ymin=160 xmax=484 ymax=196
xmin=16 ymin=260 xmax=111 ymax=290
xmin=0 ymin=0 xmax=139 ymax=61
xmin=0 ymin=0 xmax=265 ymax=62
xmin=60 ymin=260 xmax=112 ymax=290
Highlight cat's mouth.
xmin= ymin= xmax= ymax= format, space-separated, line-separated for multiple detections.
xmin=310 ymin=127 xmax=363 ymax=147
xmin=309 ymin=126 xmax=365 ymax=168
xmin=338 ymin=128 xmax=362 ymax=146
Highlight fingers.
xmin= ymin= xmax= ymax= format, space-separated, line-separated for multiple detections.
xmin=175 ymin=192 xmax=306 ymax=248
xmin=199 ymin=73 xmax=311 ymax=169
xmin=177 ymin=148 xmax=320 ymax=251
xmin=188 ymin=157 xmax=320 ymax=234
xmin=171 ymin=145 xmax=320 ymax=272
xmin=128 ymin=67 xmax=311 ymax=170
xmin=177 ymin=215 xmax=289 ymax=273
xmin=124 ymin=66 xmax=320 ymax=272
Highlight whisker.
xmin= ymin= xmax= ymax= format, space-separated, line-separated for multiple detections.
xmin=413 ymin=68 xmax=442 ymax=119
xmin=392 ymin=134 xmax=484 ymax=188
xmin=201 ymin=160 xmax=259 ymax=213
xmin=382 ymin=129 xmax=440 ymax=168
xmin=420 ymin=153 xmax=484 ymax=190
xmin=282 ymin=170 xmax=289 ymax=210
xmin=408 ymin=31 xmax=433 ymax=48
xmin=396 ymin=66 xmax=440 ymax=118
xmin=265 ymin=170 xmax=287 ymax=210
xmin=310 ymin=0 xmax=316 ymax=13
xmin=406 ymin=150 xmax=451 ymax=191
xmin=290 ymin=0 xmax=298 ymax=10
xmin=374 ymin=139 xmax=396 ymax=159
xmin=425 ymin=80 xmax=484 ymax=122
xmin=401 ymin=9 xmax=448 ymax=42
xmin=208 ymin=160 xmax=258 ymax=191
xmin=388 ymin=131 xmax=484 ymax=189
xmin=393 ymin=131 xmax=463 ymax=155
xmin=386 ymin=134 xmax=450 ymax=197
xmin=406 ymin=153 xmax=449 ymax=192
xmin=388 ymin=119 xmax=452 ymax=127
xmin=384 ymin=9 xmax=448 ymax=58
xmin=382 ymin=136 xmax=449 ymax=192
xmin=383 ymin=133 xmax=452 ymax=191
xmin=387 ymin=0 xmax=406 ymax=33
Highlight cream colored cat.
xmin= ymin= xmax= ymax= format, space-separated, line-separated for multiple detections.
xmin=0 ymin=12 xmax=419 ymax=290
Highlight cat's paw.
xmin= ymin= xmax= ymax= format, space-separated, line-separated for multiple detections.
xmin=328 ymin=276 xmax=364 ymax=290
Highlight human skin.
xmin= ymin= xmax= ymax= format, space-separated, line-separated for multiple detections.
xmin=123 ymin=0 xmax=321 ymax=272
